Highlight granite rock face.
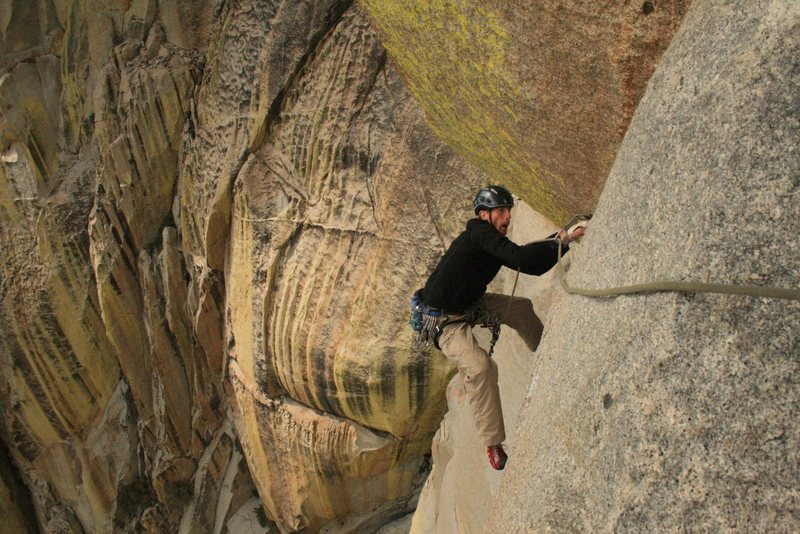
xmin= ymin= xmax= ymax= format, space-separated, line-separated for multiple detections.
xmin=5 ymin=0 xmax=793 ymax=533
xmin=491 ymin=1 xmax=800 ymax=532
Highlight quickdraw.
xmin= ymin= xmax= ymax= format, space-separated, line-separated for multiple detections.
xmin=410 ymin=290 xmax=443 ymax=349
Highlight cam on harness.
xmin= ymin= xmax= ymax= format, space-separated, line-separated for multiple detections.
xmin=410 ymin=290 xmax=503 ymax=356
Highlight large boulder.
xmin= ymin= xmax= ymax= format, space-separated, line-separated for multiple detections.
xmin=491 ymin=1 xmax=800 ymax=531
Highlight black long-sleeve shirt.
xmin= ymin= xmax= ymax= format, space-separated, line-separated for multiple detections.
xmin=420 ymin=218 xmax=566 ymax=313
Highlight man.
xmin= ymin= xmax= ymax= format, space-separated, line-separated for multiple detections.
xmin=418 ymin=185 xmax=585 ymax=470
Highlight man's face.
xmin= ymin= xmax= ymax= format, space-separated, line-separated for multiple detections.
xmin=480 ymin=207 xmax=512 ymax=235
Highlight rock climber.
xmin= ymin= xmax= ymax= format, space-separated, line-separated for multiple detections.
xmin=414 ymin=185 xmax=586 ymax=470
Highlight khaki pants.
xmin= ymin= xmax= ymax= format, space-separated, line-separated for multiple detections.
xmin=437 ymin=293 xmax=543 ymax=446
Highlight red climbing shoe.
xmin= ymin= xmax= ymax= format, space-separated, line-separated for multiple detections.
xmin=487 ymin=444 xmax=508 ymax=470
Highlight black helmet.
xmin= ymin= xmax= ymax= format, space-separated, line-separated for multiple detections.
xmin=473 ymin=185 xmax=514 ymax=214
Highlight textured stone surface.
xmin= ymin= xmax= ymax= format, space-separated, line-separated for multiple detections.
xmin=0 ymin=1 xmax=268 ymax=532
xmin=0 ymin=436 xmax=38 ymax=534
xmin=225 ymin=6 xmax=489 ymax=530
xmin=0 ymin=0 xmax=64 ymax=70
xmin=358 ymin=0 xmax=690 ymax=220
xmin=0 ymin=1 xmax=490 ymax=531
xmin=179 ymin=0 xmax=350 ymax=273
xmin=89 ymin=28 xmax=203 ymax=461
xmin=229 ymin=7 xmax=456 ymax=439
xmin=377 ymin=513 xmax=413 ymax=534
xmin=0 ymin=57 xmax=123 ymax=528
xmin=491 ymin=1 xmax=800 ymax=531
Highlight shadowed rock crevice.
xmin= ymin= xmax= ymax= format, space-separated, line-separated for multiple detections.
xmin=0 ymin=430 xmax=40 ymax=534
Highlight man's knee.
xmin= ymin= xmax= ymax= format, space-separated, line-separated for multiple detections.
xmin=509 ymin=299 xmax=543 ymax=351
xmin=503 ymin=297 xmax=539 ymax=327
xmin=460 ymin=350 xmax=494 ymax=382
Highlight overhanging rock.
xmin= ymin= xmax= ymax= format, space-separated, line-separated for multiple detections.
xmin=358 ymin=0 xmax=691 ymax=220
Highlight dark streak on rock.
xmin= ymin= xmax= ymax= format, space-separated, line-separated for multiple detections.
xmin=312 ymin=348 xmax=339 ymax=414
xmin=377 ymin=347 xmax=397 ymax=404
xmin=251 ymin=0 xmax=355 ymax=154
xmin=341 ymin=365 xmax=372 ymax=420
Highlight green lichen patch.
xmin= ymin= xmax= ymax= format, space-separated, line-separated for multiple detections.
xmin=359 ymin=0 xmax=569 ymax=220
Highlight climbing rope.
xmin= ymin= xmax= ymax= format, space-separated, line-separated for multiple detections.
xmin=556 ymin=238 xmax=800 ymax=301
xmin=503 ymin=268 xmax=522 ymax=320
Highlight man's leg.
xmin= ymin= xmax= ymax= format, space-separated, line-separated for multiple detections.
xmin=480 ymin=293 xmax=544 ymax=352
xmin=438 ymin=321 xmax=506 ymax=447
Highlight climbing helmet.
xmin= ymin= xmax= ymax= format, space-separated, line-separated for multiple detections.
xmin=473 ymin=185 xmax=514 ymax=215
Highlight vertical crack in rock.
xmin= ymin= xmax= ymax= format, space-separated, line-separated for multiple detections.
xmin=251 ymin=0 xmax=355 ymax=154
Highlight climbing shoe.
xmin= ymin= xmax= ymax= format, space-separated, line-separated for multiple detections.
xmin=487 ymin=444 xmax=508 ymax=470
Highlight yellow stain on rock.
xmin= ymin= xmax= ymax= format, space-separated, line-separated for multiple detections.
xmin=0 ymin=147 xmax=119 ymax=447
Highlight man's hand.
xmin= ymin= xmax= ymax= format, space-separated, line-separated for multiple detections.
xmin=557 ymin=214 xmax=591 ymax=245
xmin=558 ymin=224 xmax=587 ymax=245
xmin=569 ymin=226 xmax=586 ymax=241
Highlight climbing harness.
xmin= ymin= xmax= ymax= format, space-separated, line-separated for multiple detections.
xmin=411 ymin=292 xmax=504 ymax=356
xmin=555 ymin=216 xmax=800 ymax=301
xmin=435 ymin=304 xmax=503 ymax=355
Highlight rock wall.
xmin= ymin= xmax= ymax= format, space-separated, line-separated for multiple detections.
xmin=1 ymin=0 xmax=482 ymax=532
xmin=6 ymin=0 xmax=793 ymax=533
xmin=358 ymin=0 xmax=690 ymax=220
xmin=490 ymin=1 xmax=800 ymax=532
xmin=224 ymin=8 xmax=459 ymax=530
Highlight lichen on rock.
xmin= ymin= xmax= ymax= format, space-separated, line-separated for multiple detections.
xmin=358 ymin=0 xmax=690 ymax=220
